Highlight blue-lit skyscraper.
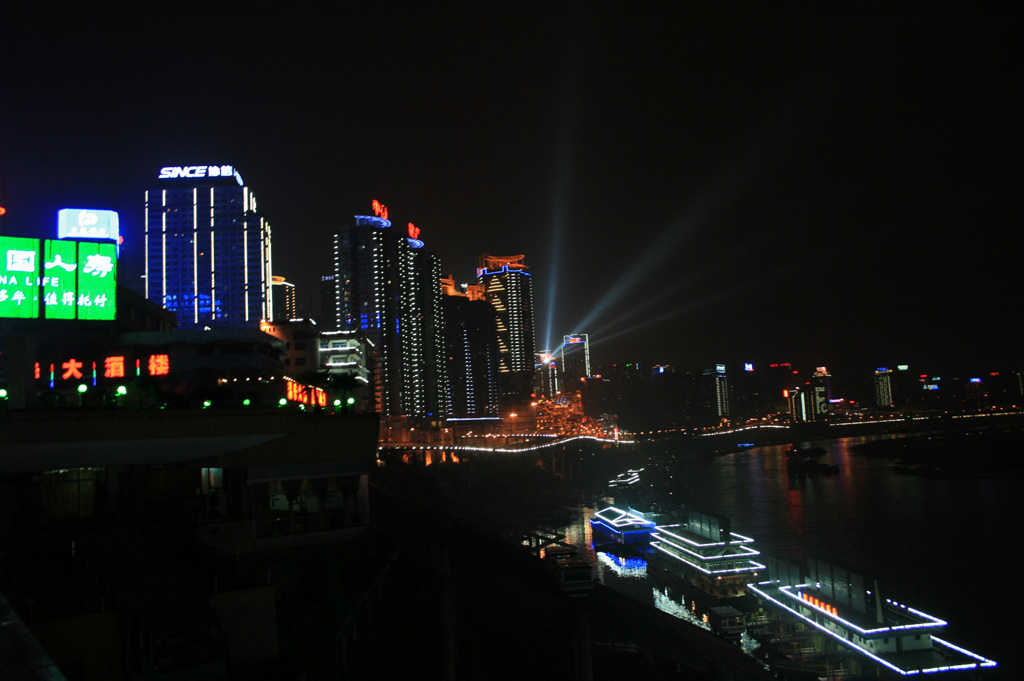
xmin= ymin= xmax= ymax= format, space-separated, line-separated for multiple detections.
xmin=144 ymin=165 xmax=272 ymax=329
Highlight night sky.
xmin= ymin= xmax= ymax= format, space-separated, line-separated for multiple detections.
xmin=2 ymin=5 xmax=1019 ymax=376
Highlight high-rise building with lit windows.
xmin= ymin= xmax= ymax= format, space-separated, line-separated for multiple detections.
xmin=559 ymin=334 xmax=591 ymax=387
xmin=334 ymin=213 xmax=397 ymax=414
xmin=442 ymin=275 xmax=500 ymax=417
xmin=319 ymin=275 xmax=337 ymax=331
xmin=477 ymin=253 xmax=536 ymax=408
xmin=477 ymin=254 xmax=534 ymax=374
xmin=810 ymin=366 xmax=832 ymax=419
xmin=271 ymin=275 xmax=297 ymax=321
xmin=144 ymin=165 xmax=272 ymax=329
xmin=333 ymin=204 xmax=448 ymax=418
xmin=398 ymin=239 xmax=449 ymax=419
xmin=874 ymin=368 xmax=894 ymax=408
xmin=700 ymin=364 xmax=730 ymax=424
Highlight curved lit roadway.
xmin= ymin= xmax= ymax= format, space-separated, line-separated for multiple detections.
xmin=379 ymin=434 xmax=634 ymax=455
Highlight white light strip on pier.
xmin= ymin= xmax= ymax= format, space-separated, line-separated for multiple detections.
xmin=748 ymin=583 xmax=996 ymax=675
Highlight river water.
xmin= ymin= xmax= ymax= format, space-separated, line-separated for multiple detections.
xmin=555 ymin=434 xmax=1019 ymax=678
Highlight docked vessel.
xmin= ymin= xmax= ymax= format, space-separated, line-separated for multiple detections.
xmin=708 ymin=605 xmax=747 ymax=640
xmin=589 ymin=506 xmax=656 ymax=548
xmin=648 ymin=510 xmax=764 ymax=602
xmin=544 ymin=544 xmax=595 ymax=597
xmin=749 ymin=556 xmax=998 ymax=678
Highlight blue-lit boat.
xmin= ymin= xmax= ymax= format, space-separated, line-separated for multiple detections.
xmin=590 ymin=506 xmax=656 ymax=547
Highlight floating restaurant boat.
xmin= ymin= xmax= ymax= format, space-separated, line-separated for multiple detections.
xmin=590 ymin=506 xmax=657 ymax=547
xmin=648 ymin=510 xmax=764 ymax=601
xmin=748 ymin=556 xmax=998 ymax=678
xmin=608 ymin=467 xmax=644 ymax=488
xmin=578 ymin=503 xmax=999 ymax=673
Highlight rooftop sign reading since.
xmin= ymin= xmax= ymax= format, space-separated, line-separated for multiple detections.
xmin=158 ymin=165 xmax=244 ymax=186
xmin=0 ymin=235 xmax=117 ymax=320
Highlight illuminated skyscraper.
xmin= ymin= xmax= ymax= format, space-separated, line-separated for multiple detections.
xmin=319 ymin=275 xmax=337 ymax=331
xmin=477 ymin=253 xmax=536 ymax=407
xmin=874 ymin=368 xmax=894 ymax=408
xmin=145 ymin=165 xmax=272 ymax=329
xmin=441 ymin=276 xmax=500 ymax=418
xmin=701 ymin=364 xmax=730 ymax=424
xmin=810 ymin=366 xmax=832 ymax=419
xmin=535 ymin=350 xmax=560 ymax=397
xmin=333 ymin=203 xmax=448 ymax=418
xmin=271 ymin=275 xmax=296 ymax=321
xmin=559 ymin=334 xmax=591 ymax=387
xmin=714 ymin=366 xmax=730 ymax=421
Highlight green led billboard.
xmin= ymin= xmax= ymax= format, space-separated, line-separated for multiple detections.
xmin=42 ymin=239 xmax=77 ymax=319
xmin=72 ymin=241 xmax=117 ymax=320
xmin=0 ymin=235 xmax=117 ymax=321
xmin=0 ymin=236 xmax=40 ymax=318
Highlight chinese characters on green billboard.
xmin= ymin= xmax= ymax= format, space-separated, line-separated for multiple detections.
xmin=0 ymin=236 xmax=38 ymax=318
xmin=0 ymin=236 xmax=116 ymax=320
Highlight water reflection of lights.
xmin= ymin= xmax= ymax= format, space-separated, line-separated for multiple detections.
xmin=596 ymin=551 xmax=648 ymax=579
xmin=652 ymin=588 xmax=710 ymax=630
xmin=651 ymin=588 xmax=765 ymax=665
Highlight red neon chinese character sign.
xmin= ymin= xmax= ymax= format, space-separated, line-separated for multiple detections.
xmin=148 ymin=354 xmax=170 ymax=376
xmin=62 ymin=358 xmax=84 ymax=380
xmin=371 ymin=199 xmax=388 ymax=220
xmin=285 ymin=379 xmax=326 ymax=406
xmin=407 ymin=222 xmax=420 ymax=239
xmin=104 ymin=356 xmax=126 ymax=378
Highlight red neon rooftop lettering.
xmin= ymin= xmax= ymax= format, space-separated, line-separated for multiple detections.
xmin=408 ymin=222 xmax=420 ymax=239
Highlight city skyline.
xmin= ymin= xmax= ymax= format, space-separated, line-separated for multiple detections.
xmin=2 ymin=6 xmax=1019 ymax=373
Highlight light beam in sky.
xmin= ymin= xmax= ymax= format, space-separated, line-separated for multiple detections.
xmin=562 ymin=99 xmax=804 ymax=346
xmin=542 ymin=39 xmax=584 ymax=354
xmin=587 ymin=271 xmax=780 ymax=349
